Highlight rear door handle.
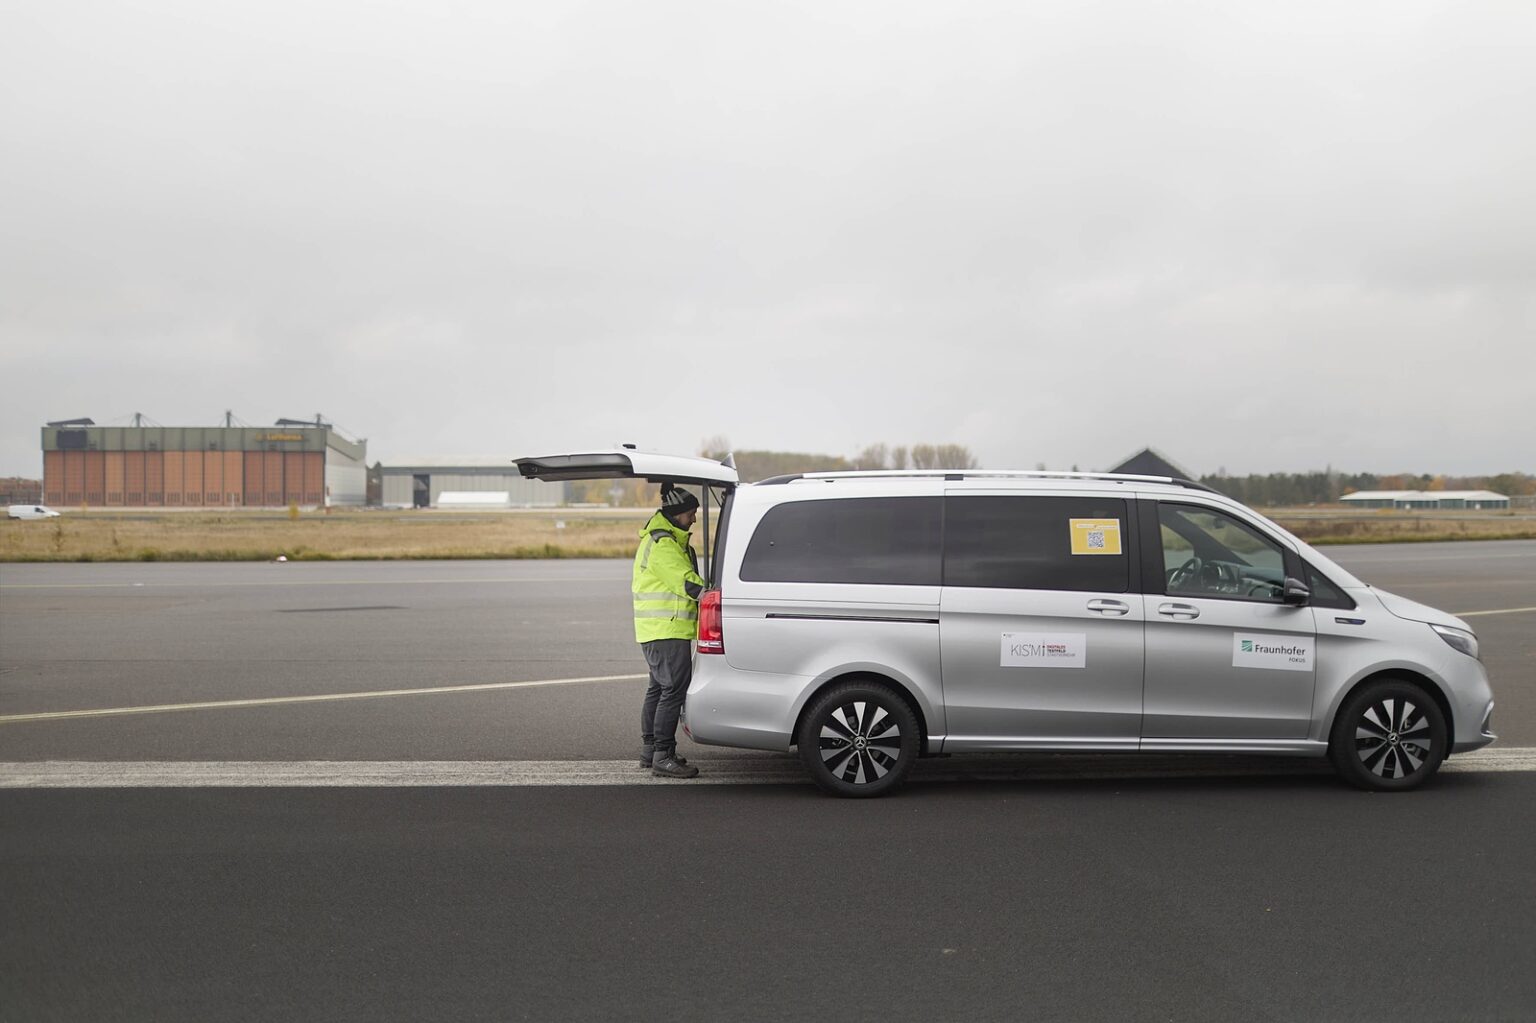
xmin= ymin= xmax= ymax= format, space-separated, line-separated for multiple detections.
xmin=1087 ymin=599 xmax=1131 ymax=616
xmin=1157 ymin=602 xmax=1201 ymax=620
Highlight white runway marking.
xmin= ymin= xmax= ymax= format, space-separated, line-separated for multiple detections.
xmin=0 ymin=673 xmax=646 ymax=725
xmin=1455 ymin=606 xmax=1536 ymax=618
xmin=0 ymin=575 xmax=629 ymax=591
xmin=2 ymin=748 xmax=1532 ymax=787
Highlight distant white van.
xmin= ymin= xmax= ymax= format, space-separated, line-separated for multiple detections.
xmin=7 ymin=505 xmax=62 ymax=520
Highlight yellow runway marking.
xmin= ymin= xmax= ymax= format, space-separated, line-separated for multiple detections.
xmin=1455 ymin=606 xmax=1536 ymax=618
xmin=0 ymin=673 xmax=646 ymax=724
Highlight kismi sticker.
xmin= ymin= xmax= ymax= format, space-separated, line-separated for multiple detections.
xmin=1069 ymin=518 xmax=1122 ymax=555
xmin=1232 ymin=632 xmax=1313 ymax=672
xmin=1001 ymin=632 xmax=1086 ymax=669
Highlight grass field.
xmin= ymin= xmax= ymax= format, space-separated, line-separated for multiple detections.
xmin=0 ymin=509 xmax=653 ymax=562
xmin=1261 ymin=508 xmax=1536 ymax=545
xmin=1 ymin=507 xmax=1533 ymax=562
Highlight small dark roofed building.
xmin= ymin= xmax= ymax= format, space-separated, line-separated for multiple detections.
xmin=1108 ymin=447 xmax=1195 ymax=481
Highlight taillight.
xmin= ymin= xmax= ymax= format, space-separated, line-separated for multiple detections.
xmin=697 ymin=589 xmax=724 ymax=654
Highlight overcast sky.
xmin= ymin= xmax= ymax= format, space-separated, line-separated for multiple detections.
xmin=2 ymin=0 xmax=1532 ymax=479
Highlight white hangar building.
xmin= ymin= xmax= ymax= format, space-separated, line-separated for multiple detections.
xmin=1340 ymin=490 xmax=1508 ymax=510
xmin=379 ymin=456 xmax=567 ymax=508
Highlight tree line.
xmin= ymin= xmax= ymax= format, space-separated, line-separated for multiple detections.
xmin=1199 ymin=471 xmax=1536 ymax=506
xmin=568 ymin=440 xmax=981 ymax=505
xmin=567 ymin=447 xmax=1533 ymax=508
xmin=698 ymin=438 xmax=979 ymax=482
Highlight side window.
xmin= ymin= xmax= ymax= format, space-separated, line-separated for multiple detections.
xmin=944 ymin=496 xmax=1130 ymax=593
xmin=740 ymin=497 xmax=941 ymax=585
xmin=1305 ymin=562 xmax=1356 ymax=610
xmin=1157 ymin=504 xmax=1287 ymax=603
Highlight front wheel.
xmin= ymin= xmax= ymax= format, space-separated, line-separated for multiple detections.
xmin=797 ymin=682 xmax=920 ymax=798
xmin=1329 ymin=679 xmax=1447 ymax=791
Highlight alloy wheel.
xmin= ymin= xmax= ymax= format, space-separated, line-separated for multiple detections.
xmin=1355 ymin=696 xmax=1434 ymax=780
xmin=819 ymin=700 xmax=902 ymax=785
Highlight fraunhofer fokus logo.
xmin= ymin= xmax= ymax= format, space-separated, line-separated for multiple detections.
xmin=1233 ymin=632 xmax=1312 ymax=671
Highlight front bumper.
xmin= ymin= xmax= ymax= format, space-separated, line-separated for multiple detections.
xmin=1452 ymin=700 xmax=1496 ymax=754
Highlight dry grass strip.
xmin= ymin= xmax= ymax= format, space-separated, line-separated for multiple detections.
xmin=2 ymin=507 xmax=1533 ymax=562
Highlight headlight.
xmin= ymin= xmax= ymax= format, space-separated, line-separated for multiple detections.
xmin=1430 ymin=623 xmax=1479 ymax=659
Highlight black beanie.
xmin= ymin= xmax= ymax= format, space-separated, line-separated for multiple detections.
xmin=660 ymin=484 xmax=700 ymax=515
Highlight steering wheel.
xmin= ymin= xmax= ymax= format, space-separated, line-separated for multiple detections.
xmin=1168 ymin=556 xmax=1203 ymax=591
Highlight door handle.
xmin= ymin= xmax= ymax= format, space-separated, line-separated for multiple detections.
xmin=1157 ymin=602 xmax=1201 ymax=620
xmin=1087 ymin=599 xmax=1131 ymax=616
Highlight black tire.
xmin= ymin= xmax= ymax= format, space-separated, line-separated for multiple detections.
xmin=1329 ymin=679 xmax=1448 ymax=792
xmin=797 ymin=681 xmax=920 ymax=798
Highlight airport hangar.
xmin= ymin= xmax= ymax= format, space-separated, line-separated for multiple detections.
xmin=40 ymin=417 xmax=367 ymax=507
xmin=379 ymin=457 xmax=567 ymax=508
xmin=1341 ymin=490 xmax=1510 ymax=510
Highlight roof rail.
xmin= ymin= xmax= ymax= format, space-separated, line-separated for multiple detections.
xmin=756 ymin=469 xmax=1219 ymax=493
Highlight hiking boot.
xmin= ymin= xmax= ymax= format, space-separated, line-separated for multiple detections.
xmin=651 ymin=755 xmax=699 ymax=779
xmin=639 ymin=746 xmax=687 ymax=769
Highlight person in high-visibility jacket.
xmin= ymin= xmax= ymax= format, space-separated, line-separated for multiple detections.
xmin=633 ymin=483 xmax=707 ymax=778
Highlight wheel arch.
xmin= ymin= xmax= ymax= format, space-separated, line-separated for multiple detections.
xmin=1326 ymin=667 xmax=1455 ymax=748
xmin=791 ymin=671 xmax=933 ymax=756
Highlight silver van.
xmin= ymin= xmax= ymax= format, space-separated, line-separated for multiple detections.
xmin=518 ymin=451 xmax=1496 ymax=797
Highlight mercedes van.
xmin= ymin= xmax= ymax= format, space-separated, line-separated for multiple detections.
xmin=516 ymin=451 xmax=1496 ymax=797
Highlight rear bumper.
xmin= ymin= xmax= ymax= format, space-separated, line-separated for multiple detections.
xmin=683 ymin=654 xmax=803 ymax=752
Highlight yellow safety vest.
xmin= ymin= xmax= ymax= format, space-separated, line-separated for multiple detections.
xmin=632 ymin=510 xmax=706 ymax=642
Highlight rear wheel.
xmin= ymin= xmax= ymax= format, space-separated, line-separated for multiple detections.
xmin=1329 ymin=679 xmax=1447 ymax=791
xmin=797 ymin=682 xmax=920 ymax=798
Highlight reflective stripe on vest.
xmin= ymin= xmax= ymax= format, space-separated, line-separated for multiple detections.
xmin=639 ymin=530 xmax=670 ymax=570
xmin=632 ymin=519 xmax=701 ymax=641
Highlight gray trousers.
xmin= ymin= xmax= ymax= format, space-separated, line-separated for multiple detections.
xmin=640 ymin=639 xmax=692 ymax=756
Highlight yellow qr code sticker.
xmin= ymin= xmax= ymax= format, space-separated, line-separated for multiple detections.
xmin=1069 ymin=518 xmax=1122 ymax=555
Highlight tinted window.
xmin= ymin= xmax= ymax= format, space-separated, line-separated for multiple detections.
xmin=944 ymin=496 xmax=1130 ymax=592
xmin=1305 ymin=562 xmax=1356 ymax=610
xmin=740 ymin=497 xmax=941 ymax=585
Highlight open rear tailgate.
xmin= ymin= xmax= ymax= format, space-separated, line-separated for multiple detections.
xmin=514 ymin=450 xmax=738 ymax=488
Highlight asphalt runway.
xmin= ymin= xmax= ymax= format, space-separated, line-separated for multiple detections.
xmin=3 ymin=542 xmax=1534 ymax=1021
xmin=5 ymin=774 xmax=1535 ymax=1022
xmin=1 ymin=541 xmax=1532 ymax=760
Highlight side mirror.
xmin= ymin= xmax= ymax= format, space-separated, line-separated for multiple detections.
xmin=1282 ymin=577 xmax=1311 ymax=606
